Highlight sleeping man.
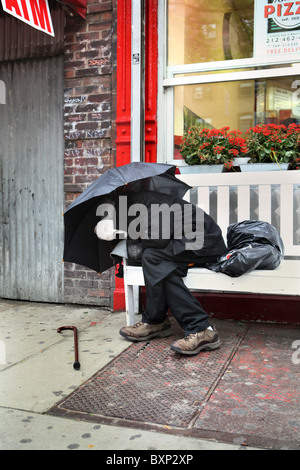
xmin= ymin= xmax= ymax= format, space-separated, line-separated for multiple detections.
xmin=95 ymin=190 xmax=227 ymax=355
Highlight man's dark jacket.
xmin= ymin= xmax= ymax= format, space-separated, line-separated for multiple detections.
xmin=124 ymin=191 xmax=227 ymax=260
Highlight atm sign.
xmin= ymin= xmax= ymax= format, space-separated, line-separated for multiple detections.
xmin=1 ymin=0 xmax=54 ymax=36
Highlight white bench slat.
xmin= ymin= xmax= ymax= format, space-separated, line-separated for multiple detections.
xmin=258 ymin=185 xmax=272 ymax=224
xmin=185 ymin=260 xmax=300 ymax=296
xmin=177 ymin=170 xmax=300 ymax=186
xmin=217 ymin=186 xmax=230 ymax=239
xmin=124 ymin=260 xmax=300 ymax=296
xmin=197 ymin=187 xmax=210 ymax=213
xmin=280 ymin=184 xmax=296 ymax=256
xmin=237 ymin=185 xmax=250 ymax=221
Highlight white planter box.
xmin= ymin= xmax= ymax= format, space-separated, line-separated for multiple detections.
xmin=241 ymin=163 xmax=289 ymax=172
xmin=177 ymin=164 xmax=224 ymax=174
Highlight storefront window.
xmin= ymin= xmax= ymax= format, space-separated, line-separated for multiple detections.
xmin=168 ymin=0 xmax=254 ymax=65
xmin=162 ymin=0 xmax=300 ymax=162
xmin=173 ymin=75 xmax=300 ymax=158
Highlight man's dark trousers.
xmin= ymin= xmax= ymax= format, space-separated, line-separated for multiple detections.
xmin=141 ymin=244 xmax=219 ymax=336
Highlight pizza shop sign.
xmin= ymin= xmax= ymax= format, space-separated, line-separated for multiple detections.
xmin=1 ymin=0 xmax=54 ymax=36
xmin=254 ymin=0 xmax=300 ymax=57
xmin=264 ymin=1 xmax=300 ymax=29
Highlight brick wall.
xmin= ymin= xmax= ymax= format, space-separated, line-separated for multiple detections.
xmin=63 ymin=0 xmax=117 ymax=307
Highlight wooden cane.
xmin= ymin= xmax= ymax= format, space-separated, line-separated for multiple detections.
xmin=57 ymin=326 xmax=80 ymax=370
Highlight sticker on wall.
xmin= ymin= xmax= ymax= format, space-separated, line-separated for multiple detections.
xmin=1 ymin=0 xmax=55 ymax=36
xmin=254 ymin=0 xmax=300 ymax=58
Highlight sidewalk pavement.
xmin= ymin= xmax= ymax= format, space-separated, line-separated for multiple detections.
xmin=0 ymin=299 xmax=287 ymax=451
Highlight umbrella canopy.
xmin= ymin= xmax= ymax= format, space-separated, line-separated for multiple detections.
xmin=63 ymin=162 xmax=191 ymax=273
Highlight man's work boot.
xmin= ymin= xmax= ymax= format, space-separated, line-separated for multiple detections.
xmin=171 ymin=327 xmax=220 ymax=355
xmin=120 ymin=318 xmax=172 ymax=342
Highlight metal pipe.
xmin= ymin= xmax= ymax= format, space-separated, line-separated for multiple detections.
xmin=131 ymin=0 xmax=145 ymax=162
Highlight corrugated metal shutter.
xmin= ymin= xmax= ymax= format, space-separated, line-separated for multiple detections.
xmin=0 ymin=56 xmax=64 ymax=302
xmin=0 ymin=1 xmax=65 ymax=61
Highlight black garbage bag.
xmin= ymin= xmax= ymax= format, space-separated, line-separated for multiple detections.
xmin=227 ymin=220 xmax=284 ymax=253
xmin=206 ymin=220 xmax=284 ymax=277
xmin=207 ymin=243 xmax=283 ymax=277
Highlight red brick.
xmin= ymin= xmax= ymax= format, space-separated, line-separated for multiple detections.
xmin=87 ymin=1 xmax=112 ymax=15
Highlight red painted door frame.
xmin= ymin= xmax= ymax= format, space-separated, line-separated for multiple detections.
xmin=115 ymin=0 xmax=132 ymax=168
xmin=144 ymin=0 xmax=158 ymax=163
xmin=114 ymin=0 xmax=158 ymax=310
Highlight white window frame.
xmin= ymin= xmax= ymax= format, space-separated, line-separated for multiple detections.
xmin=157 ymin=0 xmax=300 ymax=164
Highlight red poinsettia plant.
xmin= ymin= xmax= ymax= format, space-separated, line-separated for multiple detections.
xmin=180 ymin=126 xmax=248 ymax=166
xmin=246 ymin=123 xmax=300 ymax=167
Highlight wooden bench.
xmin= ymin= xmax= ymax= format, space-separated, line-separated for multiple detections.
xmin=123 ymin=170 xmax=300 ymax=326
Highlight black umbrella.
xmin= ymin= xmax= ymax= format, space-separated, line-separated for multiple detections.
xmin=63 ymin=162 xmax=191 ymax=274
